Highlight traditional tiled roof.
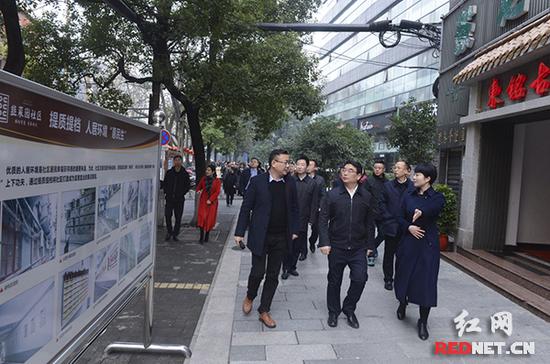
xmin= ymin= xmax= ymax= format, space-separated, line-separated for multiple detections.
xmin=453 ymin=15 xmax=550 ymax=84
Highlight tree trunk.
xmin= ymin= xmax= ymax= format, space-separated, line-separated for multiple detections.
xmin=148 ymin=81 xmax=161 ymax=125
xmin=1 ymin=0 xmax=25 ymax=75
xmin=206 ymin=143 xmax=212 ymax=162
xmin=186 ymin=104 xmax=205 ymax=226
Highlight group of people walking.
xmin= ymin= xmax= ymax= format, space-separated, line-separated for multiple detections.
xmin=162 ymin=157 xmax=265 ymax=244
xmin=235 ymin=149 xmax=445 ymax=341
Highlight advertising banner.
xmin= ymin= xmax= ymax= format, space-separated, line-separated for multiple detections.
xmin=0 ymin=71 xmax=160 ymax=363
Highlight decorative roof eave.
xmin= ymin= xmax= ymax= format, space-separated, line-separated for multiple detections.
xmin=453 ymin=14 xmax=550 ymax=85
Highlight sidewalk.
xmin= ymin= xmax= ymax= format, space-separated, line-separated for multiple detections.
xmin=79 ymin=199 xmax=240 ymax=364
xmin=189 ymin=224 xmax=550 ymax=364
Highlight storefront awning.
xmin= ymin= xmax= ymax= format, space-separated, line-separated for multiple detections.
xmin=453 ymin=15 xmax=550 ymax=84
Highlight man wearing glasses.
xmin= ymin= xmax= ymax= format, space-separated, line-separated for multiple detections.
xmin=319 ymin=161 xmax=376 ymax=329
xmin=235 ymin=149 xmax=299 ymax=329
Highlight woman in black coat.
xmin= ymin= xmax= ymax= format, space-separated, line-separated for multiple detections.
xmin=223 ymin=168 xmax=238 ymax=206
xmin=394 ymin=163 xmax=445 ymax=341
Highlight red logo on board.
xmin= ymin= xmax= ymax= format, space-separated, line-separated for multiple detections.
xmin=506 ymin=73 xmax=527 ymax=101
xmin=529 ymin=62 xmax=550 ymax=96
xmin=488 ymin=78 xmax=504 ymax=109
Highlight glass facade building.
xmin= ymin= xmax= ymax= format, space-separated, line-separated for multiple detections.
xmin=310 ymin=0 xmax=449 ymax=163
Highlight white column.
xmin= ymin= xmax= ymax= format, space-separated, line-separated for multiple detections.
xmin=505 ymin=124 xmax=525 ymax=246
xmin=457 ymin=122 xmax=481 ymax=249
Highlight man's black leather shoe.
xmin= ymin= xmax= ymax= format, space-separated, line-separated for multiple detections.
xmin=298 ymin=253 xmax=307 ymax=261
xmin=345 ymin=313 xmax=360 ymax=329
xmin=281 ymin=271 xmax=289 ymax=280
xmin=384 ymin=281 xmax=393 ymax=291
xmin=288 ymin=270 xmax=299 ymax=277
xmin=327 ymin=313 xmax=338 ymax=327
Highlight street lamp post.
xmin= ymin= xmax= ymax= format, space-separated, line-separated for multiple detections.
xmin=257 ymin=20 xmax=442 ymax=97
xmin=257 ymin=20 xmax=441 ymax=51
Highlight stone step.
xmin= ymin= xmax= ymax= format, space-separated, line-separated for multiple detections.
xmin=441 ymin=251 xmax=550 ymax=322
xmin=457 ymin=247 xmax=550 ymax=300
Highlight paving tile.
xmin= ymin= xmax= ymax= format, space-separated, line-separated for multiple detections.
xmin=232 ymin=331 xmax=298 ymax=346
xmin=265 ymin=344 xmax=337 ymax=361
xmin=233 ymin=320 xmax=263 ymax=332
xmin=230 ymin=345 xmax=266 ymax=361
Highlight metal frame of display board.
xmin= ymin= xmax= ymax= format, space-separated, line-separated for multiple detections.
xmin=0 ymin=70 xmax=191 ymax=363
xmin=102 ymin=144 xmax=191 ymax=357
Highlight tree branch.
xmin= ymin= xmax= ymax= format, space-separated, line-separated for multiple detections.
xmin=74 ymin=69 xmax=121 ymax=89
xmin=117 ymin=58 xmax=153 ymax=84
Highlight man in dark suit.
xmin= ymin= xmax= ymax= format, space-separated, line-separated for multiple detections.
xmin=238 ymin=157 xmax=263 ymax=195
xmin=307 ymin=159 xmax=326 ymax=253
xmin=282 ymin=155 xmax=316 ymax=279
xmin=379 ymin=160 xmax=415 ymax=291
xmin=235 ymin=149 xmax=299 ymax=329
xmin=366 ymin=160 xmax=388 ymax=266
xmin=319 ymin=160 xmax=376 ymax=329
xmin=162 ymin=155 xmax=191 ymax=241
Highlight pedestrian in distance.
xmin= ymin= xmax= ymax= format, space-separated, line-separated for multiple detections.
xmin=196 ymin=164 xmax=222 ymax=244
xmin=394 ymin=163 xmax=445 ymax=341
xmin=162 ymin=155 xmax=191 ymax=242
xmin=319 ymin=160 xmax=376 ymax=329
xmin=239 ymin=157 xmax=263 ymax=195
xmin=223 ymin=166 xmax=238 ymax=207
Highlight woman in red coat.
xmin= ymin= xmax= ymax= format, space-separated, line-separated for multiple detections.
xmin=196 ymin=164 xmax=222 ymax=243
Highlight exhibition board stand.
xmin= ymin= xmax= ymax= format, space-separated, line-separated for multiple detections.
xmin=0 ymin=70 xmax=190 ymax=363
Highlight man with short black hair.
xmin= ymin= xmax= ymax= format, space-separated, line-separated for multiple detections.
xmin=379 ymin=160 xmax=414 ymax=290
xmin=239 ymin=157 xmax=263 ymax=194
xmin=307 ymin=159 xmax=326 ymax=253
xmin=162 ymin=155 xmax=191 ymax=241
xmin=319 ymin=161 xmax=376 ymax=329
xmin=282 ymin=155 xmax=316 ymax=278
xmin=367 ymin=159 xmax=387 ymax=266
xmin=235 ymin=149 xmax=299 ymax=329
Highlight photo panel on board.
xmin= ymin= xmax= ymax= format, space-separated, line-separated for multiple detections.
xmin=59 ymin=256 xmax=93 ymax=330
xmin=0 ymin=193 xmax=57 ymax=284
xmin=96 ymin=184 xmax=121 ymax=238
xmin=0 ymin=278 xmax=55 ymax=363
xmin=93 ymin=242 xmax=119 ymax=302
xmin=60 ymin=188 xmax=96 ymax=254
xmin=121 ymin=181 xmax=138 ymax=226
xmin=138 ymin=179 xmax=153 ymax=218
xmin=119 ymin=230 xmax=137 ymax=279
xmin=137 ymin=221 xmax=152 ymax=264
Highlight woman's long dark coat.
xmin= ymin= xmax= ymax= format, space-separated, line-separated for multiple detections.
xmin=394 ymin=187 xmax=445 ymax=307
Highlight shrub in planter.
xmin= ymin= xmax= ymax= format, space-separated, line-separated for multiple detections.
xmin=433 ymin=183 xmax=458 ymax=251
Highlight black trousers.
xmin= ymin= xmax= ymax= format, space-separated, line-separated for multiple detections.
xmin=309 ymin=221 xmax=319 ymax=246
xmin=373 ymin=220 xmax=385 ymax=250
xmin=382 ymin=236 xmax=400 ymax=283
xmin=165 ymin=198 xmax=184 ymax=236
xmin=327 ymin=247 xmax=368 ymax=316
xmin=247 ymin=233 xmax=287 ymax=313
xmin=283 ymin=231 xmax=306 ymax=272
xmin=226 ymin=192 xmax=235 ymax=205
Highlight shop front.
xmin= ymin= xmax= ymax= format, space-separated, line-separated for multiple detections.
xmin=453 ymin=14 xmax=550 ymax=257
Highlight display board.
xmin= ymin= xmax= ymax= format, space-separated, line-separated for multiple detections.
xmin=0 ymin=71 xmax=160 ymax=364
